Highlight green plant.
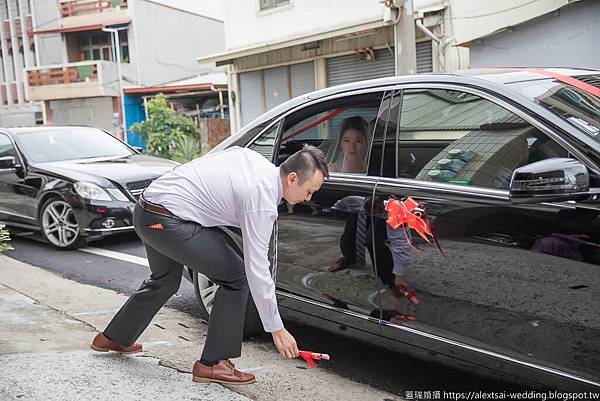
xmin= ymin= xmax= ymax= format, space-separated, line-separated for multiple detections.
xmin=131 ymin=93 xmax=198 ymax=160
xmin=172 ymin=135 xmax=201 ymax=163
xmin=0 ymin=224 xmax=12 ymax=253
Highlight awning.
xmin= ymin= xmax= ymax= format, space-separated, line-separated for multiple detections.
xmin=124 ymin=83 xmax=227 ymax=95
xmin=33 ymin=18 xmax=131 ymax=35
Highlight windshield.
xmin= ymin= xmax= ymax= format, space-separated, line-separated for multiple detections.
xmin=508 ymin=77 xmax=600 ymax=142
xmin=14 ymin=127 xmax=134 ymax=163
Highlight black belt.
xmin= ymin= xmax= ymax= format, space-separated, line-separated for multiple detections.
xmin=138 ymin=197 xmax=177 ymax=218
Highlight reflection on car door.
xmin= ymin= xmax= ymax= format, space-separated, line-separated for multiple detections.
xmin=374 ymin=87 xmax=600 ymax=387
xmin=262 ymin=90 xmax=394 ymax=332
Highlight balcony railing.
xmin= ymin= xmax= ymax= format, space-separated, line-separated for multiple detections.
xmin=25 ymin=60 xmax=125 ymax=101
xmin=60 ymin=0 xmax=128 ymax=18
xmin=28 ymin=64 xmax=98 ymax=87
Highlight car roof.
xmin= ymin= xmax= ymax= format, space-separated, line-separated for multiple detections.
xmin=454 ymin=67 xmax=599 ymax=85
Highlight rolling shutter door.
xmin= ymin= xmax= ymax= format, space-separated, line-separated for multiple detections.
xmin=326 ymin=48 xmax=395 ymax=87
xmin=264 ymin=66 xmax=289 ymax=111
xmin=290 ymin=62 xmax=315 ymax=98
xmin=416 ymin=40 xmax=433 ymax=73
xmin=240 ymin=62 xmax=315 ymax=126
xmin=240 ymin=70 xmax=262 ymax=126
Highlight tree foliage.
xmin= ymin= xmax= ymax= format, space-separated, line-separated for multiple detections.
xmin=0 ymin=224 xmax=12 ymax=253
xmin=131 ymin=93 xmax=199 ymax=161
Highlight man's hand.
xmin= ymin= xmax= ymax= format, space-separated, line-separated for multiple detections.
xmin=271 ymin=327 xmax=299 ymax=359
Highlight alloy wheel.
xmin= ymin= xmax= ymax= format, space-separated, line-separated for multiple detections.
xmin=41 ymin=200 xmax=80 ymax=248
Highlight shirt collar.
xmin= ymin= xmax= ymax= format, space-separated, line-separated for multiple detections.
xmin=275 ymin=166 xmax=283 ymax=201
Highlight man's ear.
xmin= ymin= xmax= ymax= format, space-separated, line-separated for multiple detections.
xmin=288 ymin=172 xmax=298 ymax=184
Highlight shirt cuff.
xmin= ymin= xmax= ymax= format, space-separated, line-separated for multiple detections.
xmin=262 ymin=314 xmax=284 ymax=333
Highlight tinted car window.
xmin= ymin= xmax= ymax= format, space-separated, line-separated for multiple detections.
xmin=248 ymin=122 xmax=281 ymax=161
xmin=508 ymin=77 xmax=600 ymax=141
xmin=276 ymin=92 xmax=385 ymax=172
xmin=385 ymin=88 xmax=569 ymax=189
xmin=0 ymin=134 xmax=18 ymax=159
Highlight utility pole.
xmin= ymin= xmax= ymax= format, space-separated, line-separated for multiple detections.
xmin=103 ymin=26 xmax=128 ymax=144
xmin=394 ymin=0 xmax=417 ymax=75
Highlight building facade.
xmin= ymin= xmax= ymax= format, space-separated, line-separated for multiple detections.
xmin=200 ymin=0 xmax=596 ymax=134
xmin=1 ymin=0 xmax=225 ymax=145
xmin=0 ymin=0 xmax=42 ymax=126
xmin=465 ymin=0 xmax=599 ymax=69
xmin=199 ymin=0 xmax=471 ymax=132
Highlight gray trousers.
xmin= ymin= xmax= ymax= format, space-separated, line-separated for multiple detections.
xmin=103 ymin=203 xmax=249 ymax=361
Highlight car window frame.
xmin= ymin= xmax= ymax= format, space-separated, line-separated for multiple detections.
xmin=0 ymin=132 xmax=25 ymax=170
xmin=244 ymin=85 xmax=399 ymax=184
xmin=382 ymin=83 xmax=600 ymax=191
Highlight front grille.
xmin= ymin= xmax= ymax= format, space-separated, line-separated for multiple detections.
xmin=126 ymin=178 xmax=155 ymax=198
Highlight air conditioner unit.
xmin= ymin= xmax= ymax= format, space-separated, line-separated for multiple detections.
xmin=383 ymin=3 xmax=400 ymax=25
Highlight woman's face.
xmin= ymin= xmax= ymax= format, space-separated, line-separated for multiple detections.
xmin=340 ymin=128 xmax=366 ymax=160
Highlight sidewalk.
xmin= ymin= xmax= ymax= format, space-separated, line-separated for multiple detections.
xmin=0 ymin=255 xmax=401 ymax=401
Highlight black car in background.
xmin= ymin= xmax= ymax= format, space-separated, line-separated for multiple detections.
xmin=188 ymin=68 xmax=600 ymax=391
xmin=0 ymin=126 xmax=177 ymax=249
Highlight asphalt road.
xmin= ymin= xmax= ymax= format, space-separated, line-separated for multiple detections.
xmin=6 ymin=230 xmax=535 ymax=396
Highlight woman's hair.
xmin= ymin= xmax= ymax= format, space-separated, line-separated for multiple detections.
xmin=339 ymin=116 xmax=369 ymax=142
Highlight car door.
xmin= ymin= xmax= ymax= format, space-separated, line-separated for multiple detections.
xmin=246 ymin=88 xmax=396 ymax=333
xmin=373 ymin=85 xmax=600 ymax=388
xmin=0 ymin=133 xmax=34 ymax=225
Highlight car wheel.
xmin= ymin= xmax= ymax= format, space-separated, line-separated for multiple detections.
xmin=39 ymin=197 xmax=85 ymax=250
xmin=193 ymin=270 xmax=263 ymax=338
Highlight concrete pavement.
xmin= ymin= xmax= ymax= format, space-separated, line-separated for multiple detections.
xmin=0 ymin=255 xmax=401 ymax=401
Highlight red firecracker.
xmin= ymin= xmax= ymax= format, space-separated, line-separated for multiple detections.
xmin=298 ymin=350 xmax=330 ymax=368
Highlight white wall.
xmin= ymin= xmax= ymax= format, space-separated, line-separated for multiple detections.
xmin=145 ymin=0 xmax=225 ymax=21
xmin=448 ymin=0 xmax=571 ymax=45
xmin=223 ymin=0 xmax=383 ymax=50
xmin=469 ymin=0 xmax=600 ymax=69
xmin=132 ymin=0 xmax=225 ymax=86
xmin=32 ymin=0 xmax=64 ymax=65
xmin=49 ymin=97 xmax=114 ymax=131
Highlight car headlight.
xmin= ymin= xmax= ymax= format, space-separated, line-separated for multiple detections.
xmin=74 ymin=181 xmax=111 ymax=201
xmin=105 ymin=187 xmax=130 ymax=202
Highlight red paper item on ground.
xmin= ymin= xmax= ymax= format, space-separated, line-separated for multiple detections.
xmin=298 ymin=350 xmax=330 ymax=368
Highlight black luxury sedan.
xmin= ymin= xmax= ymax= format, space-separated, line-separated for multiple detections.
xmin=186 ymin=68 xmax=600 ymax=391
xmin=0 ymin=126 xmax=177 ymax=249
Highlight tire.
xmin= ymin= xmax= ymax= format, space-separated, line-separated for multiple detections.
xmin=193 ymin=270 xmax=264 ymax=338
xmin=39 ymin=196 xmax=86 ymax=250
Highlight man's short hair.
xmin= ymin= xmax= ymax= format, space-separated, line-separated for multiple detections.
xmin=280 ymin=144 xmax=329 ymax=183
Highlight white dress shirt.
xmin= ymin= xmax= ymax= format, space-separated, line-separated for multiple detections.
xmin=143 ymin=146 xmax=284 ymax=332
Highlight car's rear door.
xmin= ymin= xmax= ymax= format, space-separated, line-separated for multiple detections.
xmin=246 ymin=88 xmax=395 ymax=335
xmin=373 ymin=84 xmax=600 ymax=389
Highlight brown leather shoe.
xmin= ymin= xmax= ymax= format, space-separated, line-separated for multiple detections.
xmin=90 ymin=332 xmax=143 ymax=354
xmin=192 ymin=360 xmax=255 ymax=385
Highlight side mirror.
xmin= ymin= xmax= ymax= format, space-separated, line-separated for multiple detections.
xmin=509 ymin=158 xmax=589 ymax=203
xmin=0 ymin=156 xmax=18 ymax=170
